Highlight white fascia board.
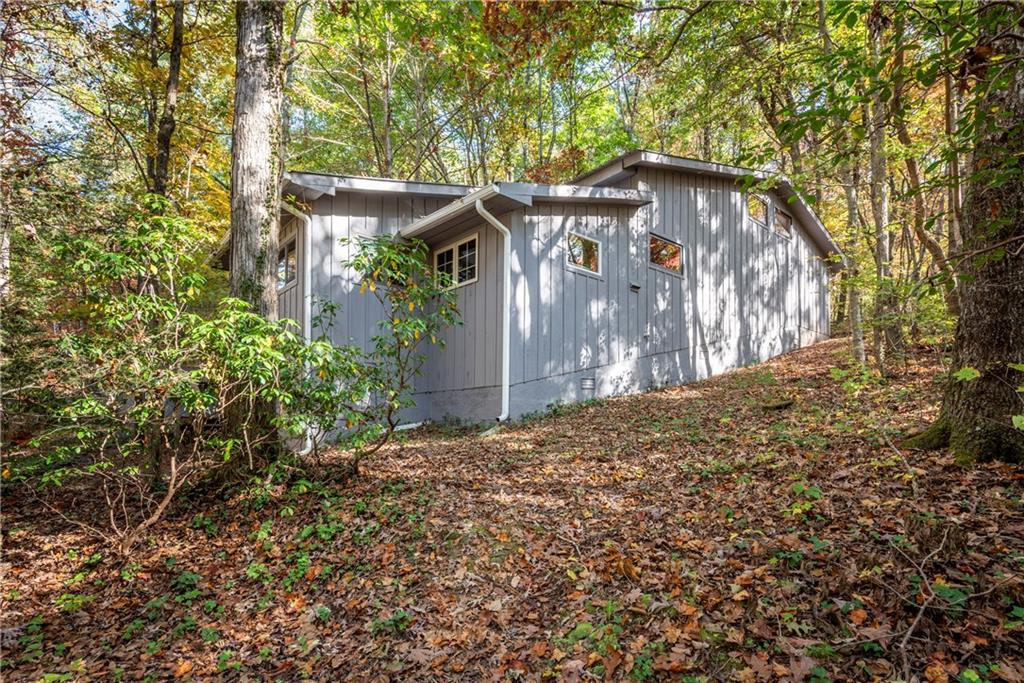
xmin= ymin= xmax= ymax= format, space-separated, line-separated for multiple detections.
xmin=400 ymin=185 xmax=504 ymax=239
xmin=400 ymin=181 xmax=656 ymax=241
xmin=285 ymin=171 xmax=472 ymax=198
xmin=496 ymin=182 xmax=655 ymax=205
xmin=283 ymin=173 xmax=335 ymax=198
xmin=627 ymin=151 xmax=770 ymax=183
xmin=333 ymin=175 xmax=471 ymax=197
xmin=774 ymin=180 xmax=845 ymax=269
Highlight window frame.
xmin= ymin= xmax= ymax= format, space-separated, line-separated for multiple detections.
xmin=433 ymin=232 xmax=479 ymax=289
xmin=565 ymin=230 xmax=603 ymax=277
xmin=277 ymin=238 xmax=297 ymax=292
xmin=648 ymin=233 xmax=684 ymax=276
xmin=773 ymin=207 xmax=793 ymax=239
xmin=747 ymin=193 xmax=770 ymax=228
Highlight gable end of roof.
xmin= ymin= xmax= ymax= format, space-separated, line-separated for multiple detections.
xmin=574 ymin=150 xmax=842 ymax=269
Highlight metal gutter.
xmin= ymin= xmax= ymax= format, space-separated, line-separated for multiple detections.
xmin=400 ymin=184 xmax=502 ymax=239
xmin=473 ymin=199 xmax=512 ymax=422
xmin=286 ymin=171 xmax=473 ymax=199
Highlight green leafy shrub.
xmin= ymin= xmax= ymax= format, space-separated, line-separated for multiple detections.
xmin=6 ymin=197 xmax=459 ymax=555
xmin=299 ymin=234 xmax=461 ymax=471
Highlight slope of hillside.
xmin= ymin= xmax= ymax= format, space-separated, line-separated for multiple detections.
xmin=3 ymin=339 xmax=1023 ymax=681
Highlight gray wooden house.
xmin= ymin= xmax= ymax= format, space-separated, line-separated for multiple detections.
xmin=268 ymin=150 xmax=840 ymax=424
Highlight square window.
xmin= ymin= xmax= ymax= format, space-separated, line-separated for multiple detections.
xmin=566 ymin=232 xmax=601 ymax=275
xmin=434 ymin=234 xmax=478 ymax=288
xmin=649 ymin=235 xmax=683 ymax=273
xmin=748 ymin=194 xmax=769 ymax=225
xmin=277 ymin=240 xmax=296 ymax=290
xmin=774 ymin=209 xmax=793 ymax=237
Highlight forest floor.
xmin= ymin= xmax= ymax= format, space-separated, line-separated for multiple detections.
xmin=3 ymin=338 xmax=1024 ymax=682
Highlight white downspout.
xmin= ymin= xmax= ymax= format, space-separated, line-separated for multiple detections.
xmin=474 ymin=199 xmax=511 ymax=422
xmin=282 ymin=203 xmax=314 ymax=454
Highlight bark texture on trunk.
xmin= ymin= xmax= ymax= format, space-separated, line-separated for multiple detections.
xmin=905 ymin=2 xmax=1024 ymax=464
xmin=229 ymin=0 xmax=285 ymax=320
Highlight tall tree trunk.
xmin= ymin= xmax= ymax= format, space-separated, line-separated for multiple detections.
xmin=905 ymin=2 xmax=1024 ymax=464
xmin=866 ymin=6 xmax=903 ymax=374
xmin=153 ymin=0 xmax=184 ymax=196
xmin=843 ymin=169 xmax=867 ymax=364
xmin=943 ymin=33 xmax=963 ymax=253
xmin=281 ymin=1 xmax=309 ymax=151
xmin=833 ymin=271 xmax=848 ymax=328
xmin=229 ymin=0 xmax=285 ymax=320
xmin=145 ymin=0 xmax=159 ymax=186
xmin=819 ymin=0 xmax=865 ymax=364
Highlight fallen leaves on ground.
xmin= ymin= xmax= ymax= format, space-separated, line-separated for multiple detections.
xmin=2 ymin=339 xmax=1023 ymax=681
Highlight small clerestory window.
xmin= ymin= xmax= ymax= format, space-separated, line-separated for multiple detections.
xmin=277 ymin=239 xmax=296 ymax=290
xmin=774 ymin=209 xmax=793 ymax=238
xmin=747 ymin=193 xmax=769 ymax=226
xmin=649 ymin=234 xmax=683 ymax=274
xmin=434 ymin=233 xmax=478 ymax=288
xmin=566 ymin=231 xmax=601 ymax=276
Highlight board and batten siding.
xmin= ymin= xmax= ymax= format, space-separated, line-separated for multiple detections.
xmin=504 ymin=167 xmax=830 ymax=417
xmin=296 ymin=168 xmax=830 ymax=423
xmin=417 ymin=224 xmax=504 ymax=395
xmin=627 ymin=166 xmax=829 ymax=372
xmin=307 ymin=191 xmax=449 ymax=351
xmin=304 ymin=190 xmax=504 ymax=422
xmin=277 ymin=215 xmax=304 ymax=329
xmin=509 ymin=203 xmax=646 ymax=384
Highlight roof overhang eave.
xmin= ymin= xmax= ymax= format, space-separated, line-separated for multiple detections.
xmin=399 ymin=184 xmax=531 ymax=240
xmin=774 ymin=178 xmax=845 ymax=271
xmin=617 ymin=151 xmax=844 ymax=270
xmin=399 ymin=182 xmax=656 ymax=241
xmin=285 ymin=171 xmax=473 ymax=199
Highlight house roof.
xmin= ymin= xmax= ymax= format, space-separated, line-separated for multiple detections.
xmin=213 ymin=172 xmax=475 ymax=265
xmin=399 ymin=182 xmax=655 ymax=240
xmin=573 ymin=150 xmax=843 ymax=268
xmin=218 ymin=152 xmax=842 ymax=271
xmin=284 ymin=171 xmax=473 ymax=200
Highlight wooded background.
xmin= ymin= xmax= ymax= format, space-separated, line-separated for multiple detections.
xmin=3 ymin=0 xmax=1022 ymax=464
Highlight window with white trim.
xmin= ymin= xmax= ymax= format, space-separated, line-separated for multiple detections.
xmin=434 ymin=233 xmax=478 ymax=287
xmin=747 ymin=193 xmax=769 ymax=226
xmin=774 ymin=208 xmax=793 ymax=237
xmin=566 ymin=231 xmax=601 ymax=275
xmin=649 ymin=234 xmax=683 ymax=274
xmin=277 ymin=239 xmax=296 ymax=290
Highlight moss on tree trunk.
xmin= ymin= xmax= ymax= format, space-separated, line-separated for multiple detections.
xmin=226 ymin=1 xmax=286 ymax=459
xmin=229 ymin=0 xmax=284 ymax=320
xmin=902 ymin=419 xmax=950 ymax=452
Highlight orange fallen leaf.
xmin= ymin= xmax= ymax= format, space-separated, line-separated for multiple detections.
xmin=602 ymin=651 xmax=623 ymax=680
xmin=172 ymin=660 xmax=194 ymax=678
xmin=925 ymin=663 xmax=950 ymax=683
